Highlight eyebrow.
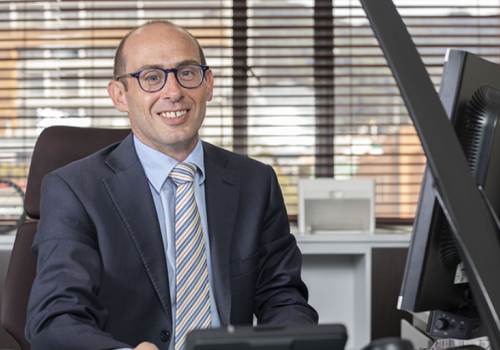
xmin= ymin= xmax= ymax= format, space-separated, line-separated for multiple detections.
xmin=138 ymin=59 xmax=202 ymax=71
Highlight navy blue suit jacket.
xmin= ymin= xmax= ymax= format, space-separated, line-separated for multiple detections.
xmin=25 ymin=133 xmax=318 ymax=350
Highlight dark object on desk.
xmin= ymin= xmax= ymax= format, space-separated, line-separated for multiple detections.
xmin=0 ymin=126 xmax=131 ymax=350
xmin=185 ymin=323 xmax=347 ymax=350
xmin=360 ymin=0 xmax=500 ymax=349
xmin=427 ymin=309 xmax=486 ymax=339
xmin=361 ymin=338 xmax=413 ymax=350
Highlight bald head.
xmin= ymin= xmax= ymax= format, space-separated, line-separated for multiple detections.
xmin=113 ymin=20 xmax=207 ymax=81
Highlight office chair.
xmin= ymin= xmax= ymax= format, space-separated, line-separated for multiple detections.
xmin=1 ymin=126 xmax=131 ymax=350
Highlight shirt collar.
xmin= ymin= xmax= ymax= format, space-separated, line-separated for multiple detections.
xmin=133 ymin=135 xmax=205 ymax=193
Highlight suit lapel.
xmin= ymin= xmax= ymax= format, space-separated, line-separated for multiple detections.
xmin=203 ymin=143 xmax=240 ymax=326
xmin=102 ymin=135 xmax=172 ymax=324
xmin=100 ymin=138 xmax=238 ymax=327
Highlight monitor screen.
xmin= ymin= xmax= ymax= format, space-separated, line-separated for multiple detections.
xmin=398 ymin=50 xmax=500 ymax=336
xmin=360 ymin=0 xmax=500 ymax=347
xmin=185 ymin=324 xmax=347 ymax=350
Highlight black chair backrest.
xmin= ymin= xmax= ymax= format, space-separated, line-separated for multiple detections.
xmin=1 ymin=126 xmax=131 ymax=350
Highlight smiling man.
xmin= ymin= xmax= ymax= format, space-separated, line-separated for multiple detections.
xmin=25 ymin=21 xmax=318 ymax=350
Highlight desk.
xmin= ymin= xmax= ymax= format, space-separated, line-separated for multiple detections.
xmin=0 ymin=232 xmax=412 ymax=350
xmin=0 ymin=234 xmax=15 ymax=251
xmin=296 ymin=232 xmax=411 ymax=350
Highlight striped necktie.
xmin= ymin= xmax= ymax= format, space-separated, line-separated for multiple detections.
xmin=169 ymin=162 xmax=211 ymax=350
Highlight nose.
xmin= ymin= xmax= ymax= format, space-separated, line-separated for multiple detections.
xmin=159 ymin=71 xmax=182 ymax=101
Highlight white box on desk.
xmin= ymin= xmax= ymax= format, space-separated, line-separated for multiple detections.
xmin=298 ymin=178 xmax=375 ymax=235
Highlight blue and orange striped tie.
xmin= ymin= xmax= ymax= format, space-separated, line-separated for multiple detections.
xmin=169 ymin=162 xmax=211 ymax=350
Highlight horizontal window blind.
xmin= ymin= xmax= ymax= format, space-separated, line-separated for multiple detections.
xmin=244 ymin=0 xmax=500 ymax=219
xmin=0 ymin=0 xmax=499 ymax=224
xmin=0 ymin=0 xmax=233 ymax=227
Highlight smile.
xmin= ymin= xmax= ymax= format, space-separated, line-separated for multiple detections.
xmin=159 ymin=110 xmax=187 ymax=118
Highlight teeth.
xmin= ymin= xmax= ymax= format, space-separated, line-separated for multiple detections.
xmin=160 ymin=110 xmax=187 ymax=118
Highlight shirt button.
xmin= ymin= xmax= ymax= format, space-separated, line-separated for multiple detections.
xmin=160 ymin=330 xmax=170 ymax=342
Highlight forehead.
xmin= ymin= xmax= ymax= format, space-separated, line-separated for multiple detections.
xmin=123 ymin=23 xmax=201 ymax=70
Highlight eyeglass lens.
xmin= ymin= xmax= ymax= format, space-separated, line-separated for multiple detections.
xmin=139 ymin=65 xmax=203 ymax=91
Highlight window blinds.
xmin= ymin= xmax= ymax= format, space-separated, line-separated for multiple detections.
xmin=1 ymin=0 xmax=499 ymax=222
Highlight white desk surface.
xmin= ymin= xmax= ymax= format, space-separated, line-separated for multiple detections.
xmin=0 ymin=226 xmax=413 ymax=250
xmin=0 ymin=234 xmax=15 ymax=250
xmin=293 ymin=226 xmax=412 ymax=254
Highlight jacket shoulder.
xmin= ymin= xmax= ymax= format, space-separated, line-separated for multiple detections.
xmin=202 ymin=141 xmax=269 ymax=172
xmin=51 ymin=140 xmax=122 ymax=180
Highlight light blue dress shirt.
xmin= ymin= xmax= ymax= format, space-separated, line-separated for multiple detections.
xmin=116 ymin=135 xmax=220 ymax=350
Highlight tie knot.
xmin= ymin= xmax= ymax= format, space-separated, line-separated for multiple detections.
xmin=169 ymin=162 xmax=196 ymax=186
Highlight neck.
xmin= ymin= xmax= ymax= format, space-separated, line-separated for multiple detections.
xmin=135 ymin=134 xmax=198 ymax=162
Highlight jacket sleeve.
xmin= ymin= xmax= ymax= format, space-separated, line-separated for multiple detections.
xmin=25 ymin=173 xmax=132 ymax=350
xmin=253 ymin=165 xmax=319 ymax=324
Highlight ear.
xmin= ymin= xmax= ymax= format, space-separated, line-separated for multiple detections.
xmin=205 ymin=69 xmax=214 ymax=102
xmin=107 ymin=80 xmax=128 ymax=113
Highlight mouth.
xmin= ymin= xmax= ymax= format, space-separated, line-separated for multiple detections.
xmin=158 ymin=110 xmax=187 ymax=119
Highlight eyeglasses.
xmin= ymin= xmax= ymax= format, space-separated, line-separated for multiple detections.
xmin=116 ymin=64 xmax=210 ymax=92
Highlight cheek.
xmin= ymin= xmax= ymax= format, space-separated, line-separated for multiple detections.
xmin=127 ymin=90 xmax=156 ymax=111
xmin=194 ymin=91 xmax=209 ymax=110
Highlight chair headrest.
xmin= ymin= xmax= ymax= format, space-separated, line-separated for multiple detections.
xmin=25 ymin=126 xmax=131 ymax=219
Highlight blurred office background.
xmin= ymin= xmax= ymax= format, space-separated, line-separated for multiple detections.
xmin=1 ymin=0 xmax=499 ymax=225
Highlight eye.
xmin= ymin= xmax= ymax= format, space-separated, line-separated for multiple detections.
xmin=178 ymin=66 xmax=199 ymax=81
xmin=179 ymin=70 xmax=194 ymax=78
xmin=140 ymin=69 xmax=164 ymax=85
xmin=145 ymin=74 xmax=161 ymax=82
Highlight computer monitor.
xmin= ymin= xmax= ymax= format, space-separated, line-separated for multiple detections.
xmin=397 ymin=49 xmax=500 ymax=338
xmin=359 ymin=0 xmax=500 ymax=346
xmin=185 ymin=324 xmax=347 ymax=350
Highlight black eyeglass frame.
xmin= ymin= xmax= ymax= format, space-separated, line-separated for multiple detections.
xmin=116 ymin=64 xmax=210 ymax=92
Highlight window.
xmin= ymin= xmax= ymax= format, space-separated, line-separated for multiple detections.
xmin=1 ymin=0 xmax=499 ymax=224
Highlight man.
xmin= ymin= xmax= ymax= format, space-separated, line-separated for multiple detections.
xmin=25 ymin=21 xmax=318 ymax=350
